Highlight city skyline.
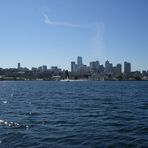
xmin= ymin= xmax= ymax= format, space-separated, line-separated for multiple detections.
xmin=70 ymin=56 xmax=134 ymax=73
xmin=0 ymin=57 xmax=147 ymax=74
xmin=0 ymin=0 xmax=148 ymax=71
xmin=0 ymin=56 xmax=147 ymax=81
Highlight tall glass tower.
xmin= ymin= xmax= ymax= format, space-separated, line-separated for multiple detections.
xmin=77 ymin=56 xmax=82 ymax=68
xmin=124 ymin=61 xmax=131 ymax=74
xmin=18 ymin=63 xmax=21 ymax=70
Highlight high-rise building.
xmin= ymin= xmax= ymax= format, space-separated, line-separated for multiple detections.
xmin=32 ymin=67 xmax=37 ymax=71
xmin=124 ymin=62 xmax=131 ymax=74
xmin=105 ymin=60 xmax=113 ymax=73
xmin=42 ymin=65 xmax=47 ymax=71
xmin=77 ymin=56 xmax=82 ymax=68
xmin=38 ymin=66 xmax=42 ymax=71
xmin=17 ymin=63 xmax=21 ymax=70
xmin=99 ymin=64 xmax=104 ymax=73
xmin=90 ymin=61 xmax=100 ymax=73
xmin=116 ymin=64 xmax=122 ymax=74
xmin=142 ymin=70 xmax=147 ymax=76
xmin=71 ymin=61 xmax=77 ymax=73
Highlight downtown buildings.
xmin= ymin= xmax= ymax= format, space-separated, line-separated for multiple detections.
xmin=0 ymin=57 xmax=147 ymax=80
xmin=71 ymin=56 xmax=87 ymax=74
xmin=71 ymin=56 xmax=122 ymax=76
xmin=124 ymin=61 xmax=131 ymax=75
xmin=70 ymin=56 xmax=148 ymax=80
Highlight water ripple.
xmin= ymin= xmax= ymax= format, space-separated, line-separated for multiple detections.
xmin=0 ymin=81 xmax=148 ymax=147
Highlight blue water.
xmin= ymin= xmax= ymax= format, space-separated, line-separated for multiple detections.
xmin=0 ymin=81 xmax=148 ymax=148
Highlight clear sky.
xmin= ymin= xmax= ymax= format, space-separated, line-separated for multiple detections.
xmin=0 ymin=0 xmax=148 ymax=71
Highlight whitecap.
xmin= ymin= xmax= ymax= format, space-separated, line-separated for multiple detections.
xmin=4 ymin=121 xmax=8 ymax=125
xmin=0 ymin=119 xmax=20 ymax=127
xmin=0 ymin=120 xmax=4 ymax=123
xmin=2 ymin=101 xmax=7 ymax=104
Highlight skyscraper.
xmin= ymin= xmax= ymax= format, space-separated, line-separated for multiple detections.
xmin=124 ymin=62 xmax=131 ymax=74
xmin=105 ymin=60 xmax=112 ymax=73
xmin=18 ymin=63 xmax=21 ymax=70
xmin=42 ymin=65 xmax=47 ymax=71
xmin=90 ymin=61 xmax=100 ymax=73
xmin=116 ymin=64 xmax=122 ymax=74
xmin=71 ymin=61 xmax=77 ymax=73
xmin=77 ymin=56 xmax=82 ymax=69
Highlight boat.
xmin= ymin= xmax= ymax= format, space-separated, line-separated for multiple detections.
xmin=60 ymin=78 xmax=87 ymax=82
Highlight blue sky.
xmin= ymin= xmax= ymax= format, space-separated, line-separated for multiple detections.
xmin=0 ymin=0 xmax=148 ymax=71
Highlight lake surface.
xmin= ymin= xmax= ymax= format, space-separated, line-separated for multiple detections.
xmin=0 ymin=81 xmax=148 ymax=148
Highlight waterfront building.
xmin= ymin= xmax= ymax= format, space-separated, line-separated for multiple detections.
xmin=142 ymin=71 xmax=147 ymax=76
xmin=90 ymin=61 xmax=100 ymax=73
xmin=77 ymin=56 xmax=83 ymax=69
xmin=77 ymin=56 xmax=85 ymax=75
xmin=105 ymin=60 xmax=113 ymax=73
xmin=32 ymin=67 xmax=37 ymax=71
xmin=42 ymin=65 xmax=47 ymax=71
xmin=116 ymin=64 xmax=122 ymax=74
xmin=124 ymin=61 xmax=131 ymax=75
xmin=71 ymin=61 xmax=77 ymax=73
xmin=38 ymin=66 xmax=42 ymax=71
xmin=37 ymin=65 xmax=47 ymax=71
xmin=112 ymin=66 xmax=117 ymax=75
xmin=18 ymin=63 xmax=21 ymax=70
xmin=51 ymin=66 xmax=61 ymax=74
xmin=98 ymin=64 xmax=104 ymax=73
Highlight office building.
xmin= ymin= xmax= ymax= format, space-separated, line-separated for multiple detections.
xmin=105 ymin=60 xmax=113 ymax=73
xmin=124 ymin=62 xmax=131 ymax=74
xmin=71 ymin=61 xmax=77 ymax=73
xmin=42 ymin=65 xmax=47 ymax=71
xmin=77 ymin=56 xmax=83 ymax=69
xmin=90 ymin=61 xmax=100 ymax=73
xmin=116 ymin=64 xmax=122 ymax=74
xmin=18 ymin=63 xmax=21 ymax=70
xmin=51 ymin=66 xmax=61 ymax=73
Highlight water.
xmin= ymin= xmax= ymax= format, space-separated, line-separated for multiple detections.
xmin=0 ymin=81 xmax=148 ymax=148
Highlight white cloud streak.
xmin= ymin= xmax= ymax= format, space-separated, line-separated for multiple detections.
xmin=88 ymin=22 xmax=105 ymax=58
xmin=43 ymin=13 xmax=105 ymax=56
xmin=43 ymin=13 xmax=88 ymax=28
